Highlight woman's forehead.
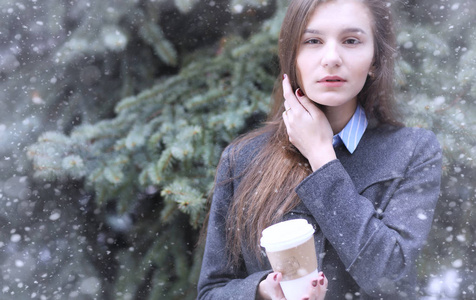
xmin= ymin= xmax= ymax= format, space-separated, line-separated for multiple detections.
xmin=306 ymin=0 xmax=373 ymax=31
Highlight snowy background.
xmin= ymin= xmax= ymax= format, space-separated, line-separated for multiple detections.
xmin=1 ymin=0 xmax=475 ymax=299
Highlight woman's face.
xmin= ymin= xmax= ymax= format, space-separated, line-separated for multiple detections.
xmin=296 ymin=0 xmax=375 ymax=109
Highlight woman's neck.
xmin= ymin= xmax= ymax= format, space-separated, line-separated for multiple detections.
xmin=322 ymin=99 xmax=358 ymax=135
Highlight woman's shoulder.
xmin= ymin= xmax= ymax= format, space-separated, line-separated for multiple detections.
xmin=219 ymin=129 xmax=272 ymax=171
xmin=355 ymin=124 xmax=441 ymax=169
xmin=367 ymin=124 xmax=440 ymax=149
xmin=344 ymin=124 xmax=442 ymax=190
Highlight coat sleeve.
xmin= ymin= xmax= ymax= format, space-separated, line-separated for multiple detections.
xmin=295 ymin=129 xmax=442 ymax=297
xmin=197 ymin=146 xmax=270 ymax=300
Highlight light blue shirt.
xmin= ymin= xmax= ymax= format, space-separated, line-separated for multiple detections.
xmin=332 ymin=104 xmax=368 ymax=154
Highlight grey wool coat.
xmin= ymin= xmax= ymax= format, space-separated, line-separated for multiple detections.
xmin=197 ymin=125 xmax=442 ymax=300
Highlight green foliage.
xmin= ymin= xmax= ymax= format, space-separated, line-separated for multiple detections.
xmin=139 ymin=17 xmax=178 ymax=66
xmin=29 ymin=24 xmax=280 ymax=208
xmin=395 ymin=1 xmax=476 ymax=173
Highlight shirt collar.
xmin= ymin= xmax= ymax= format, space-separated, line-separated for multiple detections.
xmin=332 ymin=104 xmax=368 ymax=154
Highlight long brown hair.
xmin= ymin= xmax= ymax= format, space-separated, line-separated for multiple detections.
xmin=223 ymin=0 xmax=401 ymax=267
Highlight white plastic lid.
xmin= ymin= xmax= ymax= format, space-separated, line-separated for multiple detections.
xmin=260 ymin=219 xmax=315 ymax=252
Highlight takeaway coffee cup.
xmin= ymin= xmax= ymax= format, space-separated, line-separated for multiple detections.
xmin=260 ymin=219 xmax=318 ymax=300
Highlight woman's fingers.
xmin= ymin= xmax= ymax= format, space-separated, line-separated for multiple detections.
xmin=258 ymin=272 xmax=286 ymax=300
xmin=301 ymin=272 xmax=328 ymax=300
xmin=295 ymin=89 xmax=322 ymax=119
xmin=282 ymin=74 xmax=318 ymax=119
xmin=282 ymin=74 xmax=304 ymax=113
xmin=282 ymin=74 xmax=295 ymax=109
xmin=316 ymin=272 xmax=328 ymax=300
xmin=260 ymin=271 xmax=328 ymax=300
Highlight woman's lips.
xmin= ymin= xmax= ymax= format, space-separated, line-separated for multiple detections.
xmin=318 ymin=76 xmax=346 ymax=87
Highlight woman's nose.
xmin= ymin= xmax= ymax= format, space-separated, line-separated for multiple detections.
xmin=321 ymin=42 xmax=342 ymax=68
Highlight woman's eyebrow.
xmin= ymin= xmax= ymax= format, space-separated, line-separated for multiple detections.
xmin=342 ymin=27 xmax=367 ymax=35
xmin=303 ymin=27 xmax=367 ymax=35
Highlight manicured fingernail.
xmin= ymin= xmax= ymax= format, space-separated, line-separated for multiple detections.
xmin=319 ymin=277 xmax=324 ymax=285
xmin=312 ymin=280 xmax=318 ymax=287
xmin=297 ymin=88 xmax=304 ymax=97
xmin=273 ymin=273 xmax=278 ymax=281
xmin=282 ymin=73 xmax=287 ymax=80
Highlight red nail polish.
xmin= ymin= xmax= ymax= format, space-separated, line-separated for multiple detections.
xmin=273 ymin=273 xmax=278 ymax=281
xmin=312 ymin=280 xmax=318 ymax=287
xmin=282 ymin=74 xmax=287 ymax=80
xmin=297 ymin=88 xmax=304 ymax=97
xmin=319 ymin=278 xmax=324 ymax=285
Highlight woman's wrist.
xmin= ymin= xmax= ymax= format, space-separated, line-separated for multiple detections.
xmin=308 ymin=146 xmax=337 ymax=171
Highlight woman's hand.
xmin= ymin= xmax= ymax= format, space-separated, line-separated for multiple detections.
xmin=257 ymin=272 xmax=286 ymax=300
xmin=257 ymin=271 xmax=328 ymax=300
xmin=302 ymin=272 xmax=328 ymax=300
xmin=282 ymin=74 xmax=336 ymax=171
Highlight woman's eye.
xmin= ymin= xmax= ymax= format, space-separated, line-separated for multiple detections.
xmin=304 ymin=38 xmax=322 ymax=44
xmin=344 ymin=38 xmax=360 ymax=45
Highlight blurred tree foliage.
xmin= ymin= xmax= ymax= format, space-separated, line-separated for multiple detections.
xmin=1 ymin=0 xmax=474 ymax=299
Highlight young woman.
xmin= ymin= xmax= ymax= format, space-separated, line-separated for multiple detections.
xmin=198 ymin=0 xmax=442 ymax=299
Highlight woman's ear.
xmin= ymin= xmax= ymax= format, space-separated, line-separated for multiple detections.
xmin=368 ymin=64 xmax=376 ymax=79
